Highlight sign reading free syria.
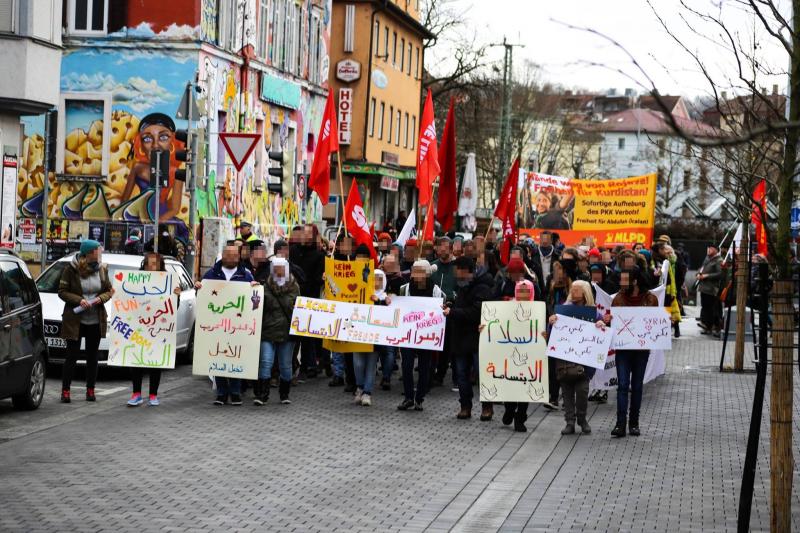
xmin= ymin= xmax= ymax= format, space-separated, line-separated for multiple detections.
xmin=107 ymin=271 xmax=178 ymax=369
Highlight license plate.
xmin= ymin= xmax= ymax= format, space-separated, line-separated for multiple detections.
xmin=46 ymin=337 xmax=67 ymax=348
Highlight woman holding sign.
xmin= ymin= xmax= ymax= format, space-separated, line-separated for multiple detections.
xmin=610 ymin=267 xmax=659 ymax=437
xmin=547 ymin=280 xmax=606 ymax=435
xmin=58 ymin=240 xmax=114 ymax=403
xmin=500 ymin=279 xmax=536 ymax=432
xmin=127 ymin=253 xmax=182 ymax=407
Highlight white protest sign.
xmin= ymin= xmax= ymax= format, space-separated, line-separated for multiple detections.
xmin=107 ymin=271 xmax=177 ymax=369
xmin=479 ymin=301 xmax=549 ymax=403
xmin=193 ymin=280 xmax=264 ymax=379
xmin=289 ymin=296 xmax=445 ymax=351
xmin=547 ymin=315 xmax=613 ymax=370
xmin=611 ymin=306 xmax=672 ymax=350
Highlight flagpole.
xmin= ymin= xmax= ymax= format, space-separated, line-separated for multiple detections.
xmin=484 ymin=216 xmax=495 ymax=239
xmin=419 ymin=177 xmax=439 ymax=259
xmin=330 ymin=151 xmax=348 ymax=258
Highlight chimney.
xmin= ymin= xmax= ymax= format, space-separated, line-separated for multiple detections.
xmin=721 ymin=90 xmax=727 ymax=100
xmin=773 ymin=84 xmax=779 ymax=95
xmin=565 ymin=89 xmax=573 ymax=96
xmin=761 ymin=86 xmax=767 ymax=95
xmin=608 ymin=88 xmax=617 ymax=96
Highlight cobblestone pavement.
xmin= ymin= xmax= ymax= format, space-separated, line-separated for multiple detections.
xmin=0 ymin=308 xmax=798 ymax=532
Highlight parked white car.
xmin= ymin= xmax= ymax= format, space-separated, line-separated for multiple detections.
xmin=35 ymin=253 xmax=196 ymax=364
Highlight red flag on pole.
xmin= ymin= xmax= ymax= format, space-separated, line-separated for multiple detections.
xmin=416 ymin=89 xmax=440 ymax=207
xmin=308 ymin=92 xmax=339 ymax=205
xmin=495 ymin=158 xmax=520 ymax=264
xmin=422 ymin=197 xmax=436 ymax=242
xmin=436 ymin=98 xmax=457 ymax=232
xmin=344 ymin=179 xmax=377 ymax=260
xmin=751 ymin=179 xmax=767 ymax=256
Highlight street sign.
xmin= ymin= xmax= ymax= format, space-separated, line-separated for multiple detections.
xmin=336 ymin=59 xmax=361 ymax=82
xmin=219 ymin=132 xmax=261 ymax=172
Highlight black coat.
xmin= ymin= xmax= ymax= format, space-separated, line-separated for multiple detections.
xmin=448 ymin=270 xmax=494 ymax=356
xmin=291 ymin=244 xmax=324 ymax=297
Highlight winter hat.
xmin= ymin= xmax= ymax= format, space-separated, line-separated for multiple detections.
xmin=79 ymin=239 xmax=102 ymax=256
xmin=506 ymin=257 xmax=526 ymax=274
xmin=270 ymin=257 xmax=289 ymax=286
xmin=378 ymin=232 xmax=392 ymax=241
xmin=588 ymin=248 xmax=602 ymax=259
xmin=412 ymin=259 xmax=437 ymax=275
xmin=374 ymin=269 xmax=387 ymax=299
xmin=405 ymin=238 xmax=419 ymax=247
xmin=515 ymin=279 xmax=535 ymax=301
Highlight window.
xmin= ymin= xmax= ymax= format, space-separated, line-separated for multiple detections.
xmin=415 ymin=47 xmax=420 ymax=78
xmin=404 ymin=113 xmax=409 ymax=148
xmin=68 ymin=0 xmax=108 ymax=35
xmin=617 ymin=137 xmax=625 ymax=150
xmin=411 ymin=115 xmax=416 ymax=149
xmin=0 ymin=260 xmax=38 ymax=311
xmin=388 ymin=106 xmax=394 ymax=144
xmin=369 ymin=98 xmax=376 ymax=137
xmin=392 ymin=32 xmax=397 ymax=66
xmin=0 ymin=0 xmax=14 ymax=33
xmin=271 ymin=0 xmax=286 ymax=66
xmin=683 ymin=169 xmax=691 ymax=189
xmin=378 ymin=102 xmax=385 ymax=139
xmin=257 ymin=0 xmax=269 ymax=58
xmin=657 ymin=138 xmax=666 ymax=157
xmin=219 ymin=0 xmax=239 ymax=50
xmin=400 ymin=38 xmax=405 ymax=71
xmin=309 ymin=10 xmax=322 ymax=84
xmin=395 ymin=110 xmax=401 ymax=146
xmin=383 ymin=27 xmax=389 ymax=61
xmin=407 ymin=42 xmax=413 ymax=74
xmin=373 ymin=19 xmax=380 ymax=55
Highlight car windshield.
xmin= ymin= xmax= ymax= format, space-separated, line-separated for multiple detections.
xmin=36 ymin=262 xmax=138 ymax=293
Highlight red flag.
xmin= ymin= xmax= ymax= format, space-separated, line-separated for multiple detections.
xmin=344 ymin=179 xmax=377 ymax=260
xmin=436 ymin=98 xmax=457 ymax=231
xmin=751 ymin=179 xmax=767 ymax=256
xmin=495 ymin=158 xmax=520 ymax=264
xmin=416 ymin=89 xmax=440 ymax=206
xmin=308 ymin=93 xmax=339 ymax=204
xmin=422 ymin=197 xmax=436 ymax=242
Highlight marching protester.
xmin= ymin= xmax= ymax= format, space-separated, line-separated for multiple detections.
xmin=254 ymin=256 xmax=299 ymax=406
xmin=353 ymin=270 xmax=388 ymax=406
xmin=445 ymin=256 xmax=495 ymax=420
xmin=127 ymin=252 xmax=182 ymax=407
xmin=611 ymin=267 xmax=659 ymax=437
xmin=548 ymin=280 xmax=604 ymax=435
xmin=501 ymin=279 xmax=537 ymax=432
xmin=58 ymin=240 xmax=114 ymax=403
xmin=697 ymin=243 xmax=723 ymax=337
xmin=544 ymin=260 xmax=571 ymax=410
xmin=432 ymin=236 xmax=457 ymax=386
xmin=377 ymin=257 xmax=401 ymax=390
xmin=291 ymin=224 xmax=326 ymax=378
xmin=195 ymin=242 xmax=256 ymax=406
xmin=398 ymin=259 xmax=445 ymax=411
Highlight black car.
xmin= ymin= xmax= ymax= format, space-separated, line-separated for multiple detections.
xmin=0 ymin=250 xmax=48 ymax=409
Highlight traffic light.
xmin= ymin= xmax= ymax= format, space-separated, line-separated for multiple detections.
xmin=268 ymin=151 xmax=291 ymax=195
xmin=174 ymin=129 xmax=193 ymax=183
xmin=149 ymin=150 xmax=170 ymax=188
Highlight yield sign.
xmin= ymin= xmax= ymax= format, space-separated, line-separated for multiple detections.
xmin=219 ymin=132 xmax=261 ymax=172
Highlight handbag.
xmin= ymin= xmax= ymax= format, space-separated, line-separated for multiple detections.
xmin=556 ymin=361 xmax=585 ymax=383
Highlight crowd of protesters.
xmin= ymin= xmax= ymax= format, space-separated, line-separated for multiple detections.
xmin=58 ymin=221 xmax=705 ymax=439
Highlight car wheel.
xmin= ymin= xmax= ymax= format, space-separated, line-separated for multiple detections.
xmin=12 ymin=353 xmax=46 ymax=410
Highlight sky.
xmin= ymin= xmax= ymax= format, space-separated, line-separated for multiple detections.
xmin=431 ymin=0 xmax=791 ymax=99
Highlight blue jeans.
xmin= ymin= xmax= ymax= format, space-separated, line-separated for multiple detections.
xmin=332 ymin=352 xmax=345 ymax=378
xmin=453 ymin=351 xmax=480 ymax=409
xmin=402 ymin=348 xmax=431 ymax=403
xmin=260 ymin=341 xmax=294 ymax=382
xmin=378 ymin=345 xmax=397 ymax=381
xmin=216 ymin=377 xmax=241 ymax=396
xmin=615 ymin=350 xmax=650 ymax=423
xmin=353 ymin=352 xmax=378 ymax=394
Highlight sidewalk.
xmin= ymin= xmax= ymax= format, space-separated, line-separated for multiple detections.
xmin=0 ymin=310 xmax=797 ymax=532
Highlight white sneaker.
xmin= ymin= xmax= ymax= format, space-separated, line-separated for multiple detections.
xmin=353 ymin=388 xmax=363 ymax=404
xmin=361 ymin=394 xmax=372 ymax=406
xmin=451 ymin=387 xmax=459 ymax=393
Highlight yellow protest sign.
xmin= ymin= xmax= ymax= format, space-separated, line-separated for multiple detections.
xmin=322 ymin=257 xmax=374 ymax=353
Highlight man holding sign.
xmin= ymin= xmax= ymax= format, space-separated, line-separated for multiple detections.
xmin=194 ymin=242 xmax=258 ymax=406
xmin=609 ymin=267 xmax=659 ymax=438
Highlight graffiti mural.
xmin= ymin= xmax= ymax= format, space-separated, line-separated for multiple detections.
xmin=19 ymin=48 xmax=196 ymax=242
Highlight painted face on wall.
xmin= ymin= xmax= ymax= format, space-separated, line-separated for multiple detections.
xmin=139 ymin=124 xmax=174 ymax=155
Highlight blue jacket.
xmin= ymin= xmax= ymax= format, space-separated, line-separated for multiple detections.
xmin=202 ymin=261 xmax=254 ymax=283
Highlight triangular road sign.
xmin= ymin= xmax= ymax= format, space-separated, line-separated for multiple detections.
xmin=219 ymin=132 xmax=261 ymax=172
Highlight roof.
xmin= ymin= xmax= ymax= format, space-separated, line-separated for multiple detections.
xmin=588 ymin=108 xmax=719 ymax=137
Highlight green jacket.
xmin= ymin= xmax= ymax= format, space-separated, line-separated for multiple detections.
xmin=58 ymin=259 xmax=113 ymax=340
xmin=432 ymin=258 xmax=457 ymax=302
xmin=697 ymin=254 xmax=723 ymax=296
xmin=261 ymin=276 xmax=299 ymax=342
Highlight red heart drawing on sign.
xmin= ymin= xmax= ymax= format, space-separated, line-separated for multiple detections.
xmin=347 ymin=283 xmax=358 ymax=292
xmin=115 ymin=272 xmax=124 ymax=282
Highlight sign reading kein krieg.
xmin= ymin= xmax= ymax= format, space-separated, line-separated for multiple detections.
xmin=193 ymin=280 xmax=264 ymax=379
xmin=479 ymin=301 xmax=549 ymax=403
xmin=322 ymin=257 xmax=374 ymax=353
xmin=107 ymin=271 xmax=177 ymax=369
xmin=290 ymin=296 xmax=445 ymax=351
xmin=519 ymin=172 xmax=657 ymax=247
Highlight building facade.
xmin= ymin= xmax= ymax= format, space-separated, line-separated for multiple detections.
xmin=326 ymin=0 xmax=430 ymax=228
xmin=0 ymin=0 xmax=62 ymax=248
xmin=16 ymin=0 xmax=330 ymax=261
